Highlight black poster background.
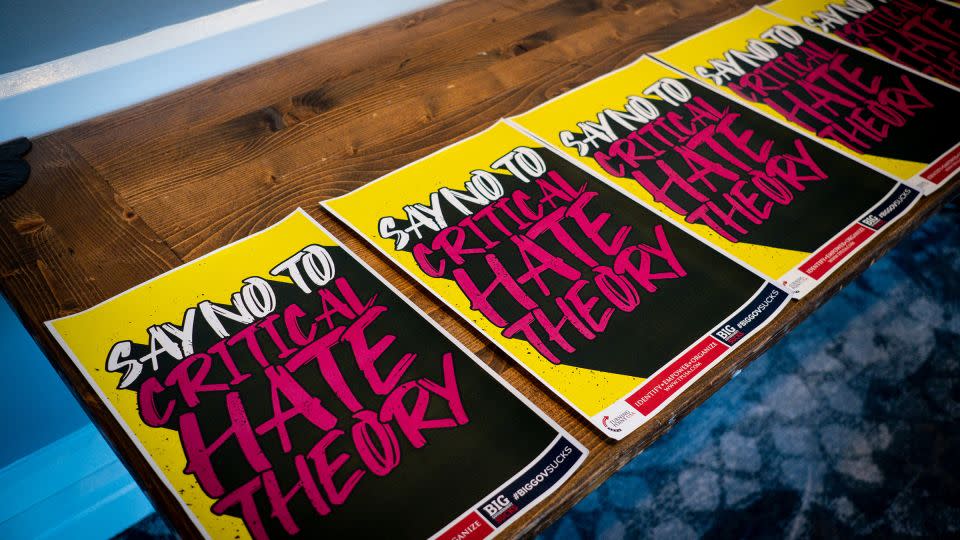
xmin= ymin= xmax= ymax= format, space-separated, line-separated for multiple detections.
xmin=122 ymin=247 xmax=559 ymax=539
xmin=820 ymin=0 xmax=960 ymax=87
xmin=576 ymin=77 xmax=898 ymax=254
xmin=391 ymin=147 xmax=766 ymax=378
xmin=721 ymin=24 xmax=960 ymax=166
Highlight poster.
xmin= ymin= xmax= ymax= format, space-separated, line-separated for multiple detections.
xmin=322 ymin=122 xmax=789 ymax=440
xmin=764 ymin=0 xmax=960 ymax=87
xmin=509 ymin=56 xmax=920 ymax=297
xmin=47 ymin=209 xmax=587 ymax=540
xmin=653 ymin=7 xmax=960 ymax=194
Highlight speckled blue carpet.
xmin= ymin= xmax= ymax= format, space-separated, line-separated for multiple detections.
xmin=118 ymin=200 xmax=960 ymax=540
xmin=538 ymin=200 xmax=960 ymax=540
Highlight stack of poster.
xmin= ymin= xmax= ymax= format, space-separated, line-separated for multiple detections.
xmin=764 ymin=0 xmax=960 ymax=88
xmin=509 ymin=56 xmax=920 ymax=297
xmin=323 ymin=122 xmax=790 ymax=440
xmin=653 ymin=7 xmax=960 ymax=194
xmin=47 ymin=210 xmax=587 ymax=540
xmin=44 ymin=4 xmax=960 ymax=537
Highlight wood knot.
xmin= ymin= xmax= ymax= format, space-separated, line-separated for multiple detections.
xmin=562 ymin=0 xmax=600 ymax=15
xmin=507 ymin=30 xmax=553 ymax=58
xmin=401 ymin=15 xmax=424 ymax=29
xmin=13 ymin=214 xmax=45 ymax=235
xmin=292 ymin=88 xmax=336 ymax=115
xmin=261 ymin=106 xmax=286 ymax=132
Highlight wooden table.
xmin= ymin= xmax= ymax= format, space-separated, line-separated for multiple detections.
xmin=2 ymin=0 xmax=957 ymax=537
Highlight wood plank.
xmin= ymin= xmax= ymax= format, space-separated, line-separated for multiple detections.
xmin=1 ymin=0 xmax=956 ymax=538
xmin=64 ymin=0 xmax=561 ymax=159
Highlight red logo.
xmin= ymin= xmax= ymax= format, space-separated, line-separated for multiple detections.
xmin=601 ymin=415 xmax=622 ymax=432
xmin=602 ymin=410 xmax=635 ymax=432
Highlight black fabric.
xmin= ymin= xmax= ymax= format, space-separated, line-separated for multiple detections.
xmin=0 ymin=159 xmax=30 ymax=198
xmin=0 ymin=137 xmax=32 ymax=199
xmin=0 ymin=137 xmax=32 ymax=159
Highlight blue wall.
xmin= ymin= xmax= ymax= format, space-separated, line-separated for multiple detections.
xmin=0 ymin=296 xmax=88 ymax=467
xmin=0 ymin=0 xmax=252 ymax=73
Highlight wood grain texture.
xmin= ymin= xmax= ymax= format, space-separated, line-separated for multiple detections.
xmin=1 ymin=0 xmax=957 ymax=538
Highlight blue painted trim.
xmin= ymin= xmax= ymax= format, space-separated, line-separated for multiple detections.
xmin=0 ymin=425 xmax=153 ymax=539
xmin=0 ymin=295 xmax=90 ymax=467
